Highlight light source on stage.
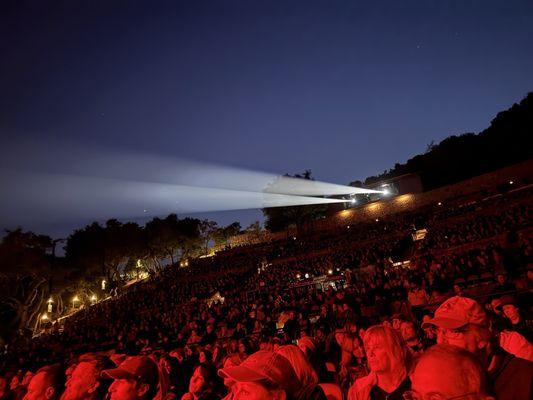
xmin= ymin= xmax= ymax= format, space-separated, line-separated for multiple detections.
xmin=328 ymin=269 xmax=333 ymax=275
xmin=304 ymin=273 xmax=309 ymax=279
xmin=296 ymin=273 xmax=301 ymax=279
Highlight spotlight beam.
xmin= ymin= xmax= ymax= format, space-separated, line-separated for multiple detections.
xmin=0 ymin=172 xmax=354 ymax=227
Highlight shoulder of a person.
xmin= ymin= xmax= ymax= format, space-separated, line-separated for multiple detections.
xmin=507 ymin=355 xmax=533 ymax=371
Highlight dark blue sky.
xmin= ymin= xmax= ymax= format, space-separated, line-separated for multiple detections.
xmin=1 ymin=0 xmax=533 ymax=235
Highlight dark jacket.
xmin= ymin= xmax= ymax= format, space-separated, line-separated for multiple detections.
xmin=489 ymin=349 xmax=533 ymax=400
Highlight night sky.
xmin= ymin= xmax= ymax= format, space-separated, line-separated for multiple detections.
xmin=1 ymin=0 xmax=533 ymax=236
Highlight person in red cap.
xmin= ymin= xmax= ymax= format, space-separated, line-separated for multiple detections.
xmin=423 ymin=296 xmax=533 ymax=400
xmin=218 ymin=350 xmax=301 ymax=400
xmin=101 ymin=356 xmax=160 ymax=400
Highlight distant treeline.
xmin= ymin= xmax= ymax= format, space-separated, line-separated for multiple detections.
xmin=361 ymin=92 xmax=533 ymax=190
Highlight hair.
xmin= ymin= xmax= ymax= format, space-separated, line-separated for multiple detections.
xmin=194 ymin=363 xmax=224 ymax=398
xmin=363 ymin=325 xmax=411 ymax=373
xmin=277 ymin=345 xmax=318 ymax=389
xmin=198 ymin=349 xmax=213 ymax=363
xmin=36 ymin=364 xmax=64 ymax=399
xmin=415 ymin=344 xmax=488 ymax=395
xmin=76 ymin=354 xmax=115 ymax=399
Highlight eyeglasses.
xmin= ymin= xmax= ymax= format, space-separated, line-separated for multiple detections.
xmin=403 ymin=390 xmax=477 ymax=400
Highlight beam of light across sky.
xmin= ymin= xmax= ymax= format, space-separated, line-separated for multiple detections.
xmin=0 ymin=141 xmax=380 ymax=195
xmin=0 ymin=172 xmax=351 ymax=228
xmin=0 ymin=141 xmax=379 ymax=230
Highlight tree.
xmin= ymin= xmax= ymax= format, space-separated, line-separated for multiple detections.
xmin=65 ymin=220 xmax=143 ymax=283
xmin=212 ymin=222 xmax=242 ymax=247
xmin=144 ymin=214 xmax=182 ymax=266
xmin=199 ymin=219 xmax=218 ymax=256
xmin=245 ymin=221 xmax=263 ymax=242
xmin=0 ymin=229 xmax=53 ymax=339
xmin=262 ymin=171 xmax=329 ymax=232
xmin=362 ymin=92 xmax=533 ymax=190
xmin=175 ymin=217 xmax=202 ymax=259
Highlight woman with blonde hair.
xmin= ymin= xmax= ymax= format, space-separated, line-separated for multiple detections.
xmin=348 ymin=325 xmax=411 ymax=400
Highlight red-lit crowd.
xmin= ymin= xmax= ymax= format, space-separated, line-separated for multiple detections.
xmin=1 ymin=195 xmax=532 ymax=400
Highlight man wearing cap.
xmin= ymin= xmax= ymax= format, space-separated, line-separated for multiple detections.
xmin=495 ymin=295 xmax=533 ymax=342
xmin=102 ymin=356 xmax=160 ymax=400
xmin=423 ymin=296 xmax=533 ymax=400
xmin=218 ymin=350 xmax=301 ymax=400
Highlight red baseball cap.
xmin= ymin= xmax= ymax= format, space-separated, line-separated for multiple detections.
xmin=218 ymin=350 xmax=300 ymax=395
xmin=422 ymin=296 xmax=488 ymax=330
xmin=101 ymin=356 xmax=158 ymax=385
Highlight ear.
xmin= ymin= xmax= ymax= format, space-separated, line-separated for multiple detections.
xmin=137 ymin=382 xmax=150 ymax=396
xmin=45 ymin=386 xmax=55 ymax=399
xmin=88 ymin=381 xmax=100 ymax=394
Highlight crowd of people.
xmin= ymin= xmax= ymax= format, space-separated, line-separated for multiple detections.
xmin=1 ymin=187 xmax=531 ymax=400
